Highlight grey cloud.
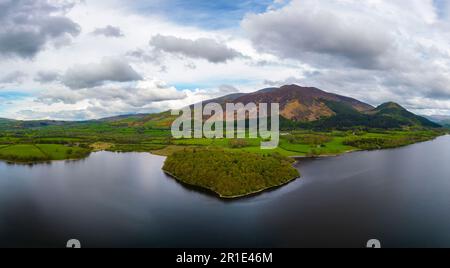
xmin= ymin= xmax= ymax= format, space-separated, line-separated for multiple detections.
xmin=126 ymin=48 xmax=164 ymax=64
xmin=38 ymin=79 xmax=187 ymax=107
xmin=242 ymin=0 xmax=450 ymax=113
xmin=62 ymin=58 xmax=143 ymax=89
xmin=0 ymin=71 xmax=27 ymax=83
xmin=92 ymin=25 xmax=124 ymax=38
xmin=289 ymin=66 xmax=450 ymax=107
xmin=0 ymin=0 xmax=81 ymax=58
xmin=149 ymin=34 xmax=242 ymax=63
xmin=381 ymin=69 xmax=450 ymax=100
xmin=34 ymin=71 xmax=61 ymax=83
xmin=242 ymin=5 xmax=392 ymax=69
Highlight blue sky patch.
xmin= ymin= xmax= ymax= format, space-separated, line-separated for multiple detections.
xmin=133 ymin=0 xmax=282 ymax=29
xmin=0 ymin=91 xmax=31 ymax=101
xmin=0 ymin=91 xmax=31 ymax=114
xmin=433 ymin=0 xmax=448 ymax=19
xmin=174 ymin=78 xmax=256 ymax=90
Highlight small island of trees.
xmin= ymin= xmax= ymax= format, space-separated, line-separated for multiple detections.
xmin=163 ymin=149 xmax=300 ymax=198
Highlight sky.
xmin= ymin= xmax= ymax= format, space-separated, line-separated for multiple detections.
xmin=1 ymin=0 xmax=450 ymax=120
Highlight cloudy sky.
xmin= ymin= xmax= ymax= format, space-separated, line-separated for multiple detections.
xmin=1 ymin=0 xmax=450 ymax=120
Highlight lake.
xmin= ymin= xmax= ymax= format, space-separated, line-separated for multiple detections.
xmin=1 ymin=135 xmax=450 ymax=248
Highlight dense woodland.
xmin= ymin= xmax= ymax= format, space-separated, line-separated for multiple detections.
xmin=163 ymin=149 xmax=300 ymax=198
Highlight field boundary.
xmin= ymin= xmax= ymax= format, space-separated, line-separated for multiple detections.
xmin=32 ymin=144 xmax=50 ymax=158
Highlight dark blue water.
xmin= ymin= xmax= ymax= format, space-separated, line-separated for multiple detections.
xmin=1 ymin=135 xmax=450 ymax=248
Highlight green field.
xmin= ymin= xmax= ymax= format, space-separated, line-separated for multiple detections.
xmin=153 ymin=130 xmax=444 ymax=157
xmin=0 ymin=114 xmax=446 ymax=163
xmin=35 ymin=144 xmax=90 ymax=160
xmin=0 ymin=144 xmax=90 ymax=162
xmin=0 ymin=145 xmax=46 ymax=162
xmin=0 ymin=129 xmax=445 ymax=162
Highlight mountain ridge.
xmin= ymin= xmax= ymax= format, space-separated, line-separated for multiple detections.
xmin=0 ymin=85 xmax=442 ymax=130
xmin=192 ymin=85 xmax=439 ymax=129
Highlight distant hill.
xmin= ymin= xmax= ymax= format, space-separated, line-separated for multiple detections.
xmin=97 ymin=114 xmax=149 ymax=122
xmin=425 ymin=115 xmax=450 ymax=128
xmin=0 ymin=118 xmax=13 ymax=128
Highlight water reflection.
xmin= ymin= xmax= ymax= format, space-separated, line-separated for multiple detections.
xmin=0 ymin=136 xmax=450 ymax=248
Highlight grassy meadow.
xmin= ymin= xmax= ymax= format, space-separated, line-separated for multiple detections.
xmin=0 ymin=114 xmax=446 ymax=163
xmin=0 ymin=144 xmax=90 ymax=162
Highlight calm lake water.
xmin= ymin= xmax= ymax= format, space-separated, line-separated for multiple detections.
xmin=1 ymin=135 xmax=450 ymax=248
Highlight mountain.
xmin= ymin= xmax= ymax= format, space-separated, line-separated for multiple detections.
xmin=197 ymin=85 xmax=439 ymax=130
xmin=0 ymin=85 xmax=441 ymax=131
xmin=45 ymin=85 xmax=449 ymax=130
xmin=369 ymin=102 xmax=440 ymax=128
xmin=213 ymin=85 xmax=374 ymax=122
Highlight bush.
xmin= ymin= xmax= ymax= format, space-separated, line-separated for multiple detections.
xmin=285 ymin=134 xmax=332 ymax=146
xmin=228 ymin=139 xmax=250 ymax=148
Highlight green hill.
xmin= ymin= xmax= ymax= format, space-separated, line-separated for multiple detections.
xmin=281 ymin=101 xmax=440 ymax=130
xmin=370 ymin=102 xmax=440 ymax=128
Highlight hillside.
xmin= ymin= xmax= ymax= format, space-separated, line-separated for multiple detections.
xmin=211 ymin=85 xmax=374 ymax=122
xmin=370 ymin=102 xmax=440 ymax=128
xmin=195 ymin=85 xmax=440 ymax=130
xmin=124 ymin=84 xmax=438 ymax=131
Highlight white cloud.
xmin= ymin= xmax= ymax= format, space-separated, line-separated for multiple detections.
xmin=243 ymin=1 xmax=392 ymax=69
xmin=242 ymin=0 xmax=450 ymax=108
xmin=39 ymin=78 xmax=186 ymax=105
xmin=3 ymin=0 xmax=450 ymax=119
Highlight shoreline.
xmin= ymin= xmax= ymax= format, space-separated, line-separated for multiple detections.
xmin=1 ymin=134 xmax=447 ymax=199
xmin=0 ymin=156 xmax=90 ymax=165
xmin=1 ymin=133 xmax=447 ymax=165
xmin=290 ymin=149 xmax=359 ymax=159
xmin=162 ymin=167 xmax=300 ymax=200
xmin=291 ymin=134 xmax=449 ymax=160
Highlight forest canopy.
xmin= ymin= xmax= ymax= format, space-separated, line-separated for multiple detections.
xmin=163 ymin=149 xmax=300 ymax=198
